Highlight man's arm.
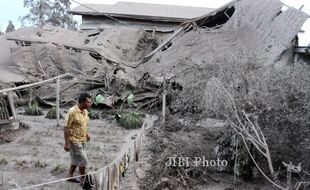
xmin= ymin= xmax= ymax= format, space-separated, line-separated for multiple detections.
xmin=86 ymin=114 xmax=90 ymax=141
xmin=64 ymin=127 xmax=70 ymax=151
xmin=86 ymin=133 xmax=90 ymax=141
xmin=64 ymin=111 xmax=73 ymax=151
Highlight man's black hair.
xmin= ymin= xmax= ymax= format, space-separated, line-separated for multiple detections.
xmin=78 ymin=93 xmax=91 ymax=104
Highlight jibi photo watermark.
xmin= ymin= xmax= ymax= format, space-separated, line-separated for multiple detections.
xmin=165 ymin=156 xmax=228 ymax=168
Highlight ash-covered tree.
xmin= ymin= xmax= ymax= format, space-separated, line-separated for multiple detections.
xmin=21 ymin=0 xmax=77 ymax=29
xmin=6 ymin=21 xmax=15 ymax=33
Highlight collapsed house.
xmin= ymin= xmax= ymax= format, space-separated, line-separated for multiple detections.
xmin=136 ymin=0 xmax=309 ymax=86
xmin=0 ymin=0 xmax=308 ymax=111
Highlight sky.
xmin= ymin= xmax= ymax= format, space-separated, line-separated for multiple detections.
xmin=0 ymin=0 xmax=309 ymax=45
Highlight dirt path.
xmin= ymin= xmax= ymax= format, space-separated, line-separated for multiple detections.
xmin=0 ymin=108 xmax=140 ymax=190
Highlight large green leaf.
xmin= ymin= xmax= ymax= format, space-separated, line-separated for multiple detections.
xmin=116 ymin=112 xmax=143 ymax=129
xmin=94 ymin=94 xmax=106 ymax=106
xmin=127 ymin=94 xmax=134 ymax=107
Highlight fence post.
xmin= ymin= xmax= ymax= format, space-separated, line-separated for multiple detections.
xmin=7 ymin=91 xmax=16 ymax=122
xmin=56 ymin=77 xmax=60 ymax=127
xmin=287 ymin=162 xmax=292 ymax=190
xmin=162 ymin=77 xmax=166 ymax=124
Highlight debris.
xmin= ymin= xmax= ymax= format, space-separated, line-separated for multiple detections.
xmin=19 ymin=122 xmax=31 ymax=130
xmin=93 ymin=94 xmax=118 ymax=108
xmin=0 ymin=93 xmax=15 ymax=125
xmin=135 ymin=0 xmax=309 ymax=86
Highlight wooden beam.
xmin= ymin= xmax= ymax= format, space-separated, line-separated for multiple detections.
xmin=294 ymin=47 xmax=310 ymax=54
xmin=141 ymin=25 xmax=187 ymax=64
xmin=6 ymin=36 xmax=96 ymax=53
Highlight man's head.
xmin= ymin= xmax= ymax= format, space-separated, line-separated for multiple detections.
xmin=78 ymin=93 xmax=92 ymax=110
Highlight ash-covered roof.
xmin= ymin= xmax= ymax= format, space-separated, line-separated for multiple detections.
xmin=69 ymin=2 xmax=213 ymax=22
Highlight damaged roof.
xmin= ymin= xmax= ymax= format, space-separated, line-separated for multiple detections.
xmin=136 ymin=0 xmax=309 ymax=85
xmin=69 ymin=2 xmax=214 ymax=22
xmin=1 ymin=0 xmax=308 ymax=87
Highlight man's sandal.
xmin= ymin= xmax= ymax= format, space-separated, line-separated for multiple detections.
xmin=67 ymin=178 xmax=80 ymax=183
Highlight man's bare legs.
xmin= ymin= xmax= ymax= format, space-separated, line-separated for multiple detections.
xmin=67 ymin=165 xmax=86 ymax=183
xmin=67 ymin=165 xmax=78 ymax=182
xmin=79 ymin=166 xmax=86 ymax=183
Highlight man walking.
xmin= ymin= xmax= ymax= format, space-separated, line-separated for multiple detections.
xmin=64 ymin=93 xmax=92 ymax=183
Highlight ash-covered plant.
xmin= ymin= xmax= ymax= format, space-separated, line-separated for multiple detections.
xmin=203 ymin=55 xmax=310 ymax=184
xmin=25 ymin=102 xmax=43 ymax=116
xmin=216 ymin=128 xmax=259 ymax=179
xmin=45 ymin=107 xmax=63 ymax=119
xmin=168 ymin=83 xmax=206 ymax=117
xmin=87 ymin=109 xmax=100 ymax=120
xmin=115 ymin=94 xmax=143 ymax=129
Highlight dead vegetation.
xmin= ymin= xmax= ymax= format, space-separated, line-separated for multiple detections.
xmin=51 ymin=164 xmax=67 ymax=176
xmin=161 ymin=56 xmax=310 ymax=189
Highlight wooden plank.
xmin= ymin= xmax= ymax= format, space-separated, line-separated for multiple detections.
xmin=294 ymin=47 xmax=310 ymax=54
xmin=0 ymin=118 xmax=13 ymax=125
xmin=6 ymin=36 xmax=96 ymax=53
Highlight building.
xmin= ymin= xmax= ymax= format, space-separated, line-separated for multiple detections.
xmin=68 ymin=2 xmax=213 ymax=32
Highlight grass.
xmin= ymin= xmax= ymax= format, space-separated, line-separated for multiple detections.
xmin=34 ymin=160 xmax=47 ymax=168
xmin=51 ymin=164 xmax=67 ymax=175
xmin=89 ymin=166 xmax=99 ymax=172
xmin=88 ymin=109 xmax=100 ymax=120
xmin=45 ymin=107 xmax=63 ymax=119
xmin=24 ymin=103 xmax=43 ymax=116
xmin=14 ymin=160 xmax=28 ymax=167
xmin=0 ymin=158 xmax=8 ymax=165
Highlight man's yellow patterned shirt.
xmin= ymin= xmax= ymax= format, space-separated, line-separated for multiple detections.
xmin=64 ymin=105 xmax=89 ymax=143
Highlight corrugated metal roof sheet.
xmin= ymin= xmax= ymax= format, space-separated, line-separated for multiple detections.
xmin=69 ymin=2 xmax=213 ymax=21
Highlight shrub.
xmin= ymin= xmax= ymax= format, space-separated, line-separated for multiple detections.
xmin=24 ymin=102 xmax=43 ymax=116
xmin=88 ymin=109 xmax=100 ymax=120
xmin=45 ymin=107 xmax=63 ymax=119
xmin=115 ymin=112 xmax=143 ymax=129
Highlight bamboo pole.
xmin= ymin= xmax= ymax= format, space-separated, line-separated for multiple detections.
xmin=287 ymin=162 xmax=292 ymax=190
xmin=162 ymin=53 xmax=166 ymax=124
xmin=56 ymin=77 xmax=60 ymax=127
xmin=162 ymin=77 xmax=166 ymax=124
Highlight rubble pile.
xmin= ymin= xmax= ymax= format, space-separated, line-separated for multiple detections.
xmin=136 ymin=0 xmax=308 ymax=86
xmin=2 ymin=25 xmax=164 ymax=107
